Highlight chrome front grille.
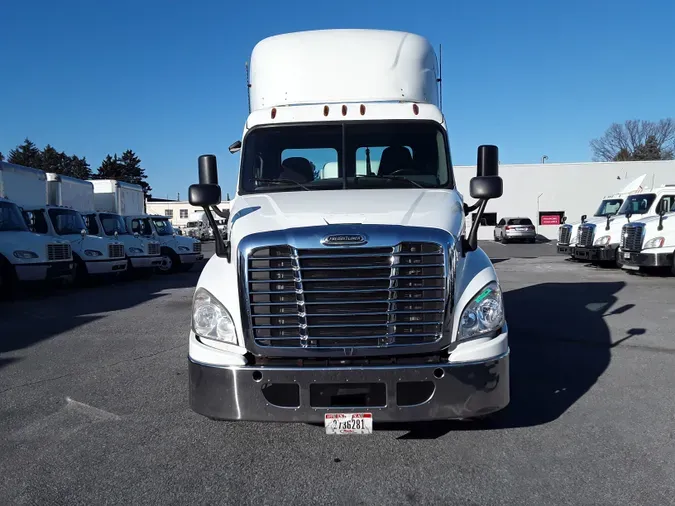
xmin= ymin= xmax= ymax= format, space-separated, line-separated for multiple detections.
xmin=558 ymin=225 xmax=572 ymax=245
xmin=108 ymin=243 xmax=125 ymax=258
xmin=246 ymin=242 xmax=447 ymax=354
xmin=193 ymin=242 xmax=202 ymax=253
xmin=621 ymin=224 xmax=644 ymax=252
xmin=47 ymin=243 xmax=71 ymax=261
xmin=148 ymin=242 xmax=160 ymax=255
xmin=578 ymin=224 xmax=595 ymax=247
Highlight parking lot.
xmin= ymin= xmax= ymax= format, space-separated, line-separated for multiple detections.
xmin=1 ymin=241 xmax=674 ymax=505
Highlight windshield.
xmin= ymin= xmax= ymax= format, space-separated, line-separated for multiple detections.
xmin=594 ymin=198 xmax=623 ymax=217
xmin=152 ymin=218 xmax=175 ymax=236
xmin=507 ymin=218 xmax=533 ymax=225
xmin=617 ymin=194 xmax=656 ymax=215
xmin=99 ymin=213 xmax=129 ymax=235
xmin=0 ymin=201 xmax=30 ymax=232
xmin=239 ymin=121 xmax=452 ymax=194
xmin=48 ymin=208 xmax=87 ymax=235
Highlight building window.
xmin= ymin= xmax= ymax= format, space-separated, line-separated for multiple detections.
xmin=471 ymin=212 xmax=497 ymax=226
xmin=164 ymin=209 xmax=173 ymax=218
xmin=539 ymin=211 xmax=565 ymax=226
xmin=180 ymin=209 xmax=188 ymax=219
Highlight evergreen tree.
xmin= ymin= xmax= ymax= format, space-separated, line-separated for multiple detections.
xmin=0 ymin=152 xmax=4 ymax=162
xmin=95 ymin=154 xmax=125 ymax=179
xmin=40 ymin=144 xmax=62 ymax=173
xmin=8 ymin=138 xmax=41 ymax=168
xmin=69 ymin=155 xmax=92 ymax=179
xmin=120 ymin=149 xmax=151 ymax=196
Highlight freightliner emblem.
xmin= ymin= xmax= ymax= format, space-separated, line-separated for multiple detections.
xmin=320 ymin=233 xmax=368 ymax=246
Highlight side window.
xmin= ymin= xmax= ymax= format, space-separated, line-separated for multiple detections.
xmin=281 ymin=148 xmax=336 ymax=182
xmin=83 ymin=214 xmax=99 ymax=235
xmin=23 ymin=211 xmax=49 ymax=234
xmin=131 ymin=219 xmax=142 ymax=234
xmin=657 ymin=195 xmax=675 ymax=213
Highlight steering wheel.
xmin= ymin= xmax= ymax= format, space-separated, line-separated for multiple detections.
xmin=387 ymin=168 xmax=418 ymax=176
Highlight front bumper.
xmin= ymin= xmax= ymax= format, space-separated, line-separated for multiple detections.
xmin=557 ymin=244 xmax=575 ymax=255
xmin=189 ymin=351 xmax=510 ymax=423
xmin=15 ymin=261 xmax=75 ymax=281
xmin=573 ymin=244 xmax=617 ymax=262
xmin=85 ymin=258 xmax=128 ymax=274
xmin=620 ymin=250 xmax=674 ymax=268
xmin=129 ymin=255 xmax=163 ymax=269
xmin=179 ymin=253 xmax=204 ymax=264
xmin=505 ymin=232 xmax=535 ymax=240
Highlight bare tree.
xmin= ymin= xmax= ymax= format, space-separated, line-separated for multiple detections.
xmin=590 ymin=119 xmax=675 ymax=161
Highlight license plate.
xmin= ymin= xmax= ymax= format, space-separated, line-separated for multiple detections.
xmin=623 ymin=252 xmax=631 ymax=259
xmin=325 ymin=413 xmax=372 ymax=435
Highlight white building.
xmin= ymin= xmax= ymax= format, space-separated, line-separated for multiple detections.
xmin=145 ymin=199 xmax=230 ymax=229
xmin=454 ymin=159 xmax=675 ymax=240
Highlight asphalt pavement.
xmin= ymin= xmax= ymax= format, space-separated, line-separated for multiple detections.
xmin=1 ymin=242 xmax=674 ymax=505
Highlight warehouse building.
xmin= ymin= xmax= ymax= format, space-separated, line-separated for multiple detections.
xmin=453 ymin=159 xmax=675 ymax=240
xmin=145 ymin=198 xmax=230 ymax=229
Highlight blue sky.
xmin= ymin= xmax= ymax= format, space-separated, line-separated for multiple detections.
xmin=2 ymin=0 xmax=674 ymax=199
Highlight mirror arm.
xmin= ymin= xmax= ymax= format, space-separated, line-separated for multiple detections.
xmin=658 ymin=214 xmax=665 ymax=231
xmin=211 ymin=205 xmax=230 ymax=220
xmin=202 ymin=206 xmax=230 ymax=261
xmin=463 ymin=201 xmax=481 ymax=216
xmin=462 ymin=199 xmax=488 ymax=256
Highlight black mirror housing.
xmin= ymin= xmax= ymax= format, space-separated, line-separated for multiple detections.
xmin=470 ymin=176 xmax=503 ymax=200
xmin=562 ymin=216 xmax=567 ymax=224
xmin=189 ymin=184 xmax=221 ymax=207
xmin=228 ymin=140 xmax=242 ymax=154
xmin=659 ymin=203 xmax=668 ymax=216
xmin=581 ymin=214 xmax=587 ymax=223
xmin=477 ymin=145 xmax=499 ymax=177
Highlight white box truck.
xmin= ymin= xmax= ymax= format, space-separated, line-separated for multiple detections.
xmin=0 ymin=162 xmax=74 ymax=294
xmin=556 ymin=174 xmax=646 ymax=258
xmin=81 ymin=178 xmax=161 ymax=272
xmin=185 ymin=29 xmax=508 ymax=432
xmin=20 ymin=170 xmax=127 ymax=282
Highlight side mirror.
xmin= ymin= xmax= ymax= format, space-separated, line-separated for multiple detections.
xmin=477 ymin=145 xmax=499 ymax=177
xmin=626 ymin=212 xmax=632 ymax=222
xmin=134 ymin=232 xmax=139 ymax=238
xmin=562 ymin=216 xmax=567 ymax=224
xmin=659 ymin=202 xmax=668 ymax=216
xmin=581 ymin=214 xmax=587 ymax=224
xmin=469 ymin=176 xmax=503 ymax=200
xmin=80 ymin=228 xmax=87 ymax=238
xmin=189 ymin=184 xmax=221 ymax=207
xmin=114 ymin=230 xmax=119 ymax=239
xmin=229 ymin=140 xmax=242 ymax=154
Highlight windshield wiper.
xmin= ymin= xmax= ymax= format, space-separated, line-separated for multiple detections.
xmin=355 ymin=175 xmax=424 ymax=189
xmin=253 ymin=178 xmax=310 ymax=191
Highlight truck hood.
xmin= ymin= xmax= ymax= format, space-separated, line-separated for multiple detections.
xmin=229 ymin=189 xmax=465 ymax=245
xmin=0 ymin=231 xmax=69 ymax=260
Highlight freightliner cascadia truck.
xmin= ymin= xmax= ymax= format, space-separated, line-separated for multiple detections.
xmin=186 ymin=29 xmax=509 ymax=434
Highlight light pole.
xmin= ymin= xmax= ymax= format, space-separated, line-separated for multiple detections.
xmin=537 ymin=193 xmax=544 ymax=236
xmin=541 ymin=155 xmax=549 ymax=163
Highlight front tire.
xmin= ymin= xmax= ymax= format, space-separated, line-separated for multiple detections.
xmin=157 ymin=247 xmax=180 ymax=274
xmin=0 ymin=256 xmax=18 ymax=300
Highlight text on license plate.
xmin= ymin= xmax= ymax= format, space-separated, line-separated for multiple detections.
xmin=325 ymin=413 xmax=373 ymax=435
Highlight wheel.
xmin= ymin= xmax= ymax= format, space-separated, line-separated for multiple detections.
xmin=501 ymin=235 xmax=509 ymax=244
xmin=0 ymin=256 xmax=18 ymax=300
xmin=65 ymin=255 xmax=89 ymax=288
xmin=156 ymin=247 xmax=180 ymax=274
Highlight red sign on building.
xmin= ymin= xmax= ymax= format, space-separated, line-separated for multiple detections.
xmin=540 ymin=214 xmax=561 ymax=226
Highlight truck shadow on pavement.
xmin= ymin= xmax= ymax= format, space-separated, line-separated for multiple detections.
xmin=387 ymin=280 xmax=643 ymax=439
xmin=0 ymin=264 xmax=204 ymax=366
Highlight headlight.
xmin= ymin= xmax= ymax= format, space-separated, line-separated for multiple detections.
xmin=644 ymin=237 xmax=665 ymax=249
xmin=84 ymin=250 xmax=103 ymax=257
xmin=129 ymin=247 xmax=143 ymax=254
xmin=13 ymin=250 xmax=39 ymax=259
xmin=458 ymin=281 xmax=505 ymax=341
xmin=594 ymin=235 xmax=611 ymax=246
xmin=192 ymin=288 xmax=237 ymax=345
xmin=178 ymin=246 xmax=190 ymax=252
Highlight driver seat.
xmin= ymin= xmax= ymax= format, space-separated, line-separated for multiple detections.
xmin=378 ymin=146 xmax=414 ymax=176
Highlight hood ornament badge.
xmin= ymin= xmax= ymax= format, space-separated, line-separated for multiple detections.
xmin=321 ymin=233 xmax=368 ymax=246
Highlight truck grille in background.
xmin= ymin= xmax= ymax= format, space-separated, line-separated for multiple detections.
xmin=558 ymin=226 xmax=572 ymax=244
xmin=47 ymin=243 xmax=71 ymax=261
xmin=246 ymin=242 xmax=446 ymax=352
xmin=621 ymin=224 xmax=645 ymax=252
xmin=148 ymin=243 xmax=160 ymax=255
xmin=193 ymin=242 xmax=202 ymax=253
xmin=108 ymin=244 xmax=125 ymax=258
xmin=578 ymin=224 xmax=595 ymax=247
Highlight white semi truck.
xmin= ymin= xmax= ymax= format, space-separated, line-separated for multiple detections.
xmin=619 ymin=198 xmax=675 ymax=274
xmin=186 ymin=29 xmax=508 ymax=432
xmin=124 ymin=214 xmax=203 ymax=273
xmin=573 ymin=184 xmax=675 ymax=266
xmin=557 ymin=174 xmax=646 ymax=257
xmin=84 ymin=178 xmax=162 ymax=273
xmin=184 ymin=211 xmax=210 ymax=240
xmin=19 ymin=170 xmax=127 ymax=282
xmin=0 ymin=162 xmax=74 ymax=293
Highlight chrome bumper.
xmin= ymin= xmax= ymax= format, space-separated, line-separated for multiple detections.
xmin=189 ymin=351 xmax=510 ymax=423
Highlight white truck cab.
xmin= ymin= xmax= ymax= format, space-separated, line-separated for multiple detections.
xmin=619 ymin=197 xmax=675 ymax=273
xmin=185 ymin=29 xmax=509 ymax=430
xmin=573 ymin=184 xmax=675 ymax=265
xmin=557 ymin=174 xmax=646 ymax=258
xmin=125 ymin=214 xmax=203 ymax=273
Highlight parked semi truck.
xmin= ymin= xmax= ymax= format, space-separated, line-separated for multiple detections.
xmin=85 ymin=178 xmax=161 ymax=273
xmin=619 ymin=198 xmax=675 ymax=274
xmin=186 ymin=29 xmax=508 ymax=433
xmin=557 ymin=174 xmax=646 ymax=257
xmin=19 ymin=170 xmax=127 ymax=282
xmin=0 ymin=162 xmax=74 ymax=293
xmin=573 ymin=184 xmax=675 ymax=266
xmin=125 ymin=214 xmax=203 ymax=273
